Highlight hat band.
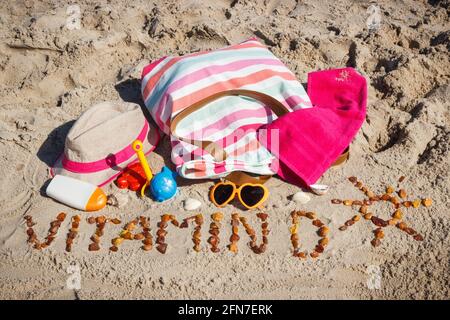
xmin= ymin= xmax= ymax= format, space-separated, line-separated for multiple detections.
xmin=61 ymin=121 xmax=149 ymax=174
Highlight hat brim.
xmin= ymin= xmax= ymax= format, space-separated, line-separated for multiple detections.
xmin=51 ymin=123 xmax=161 ymax=187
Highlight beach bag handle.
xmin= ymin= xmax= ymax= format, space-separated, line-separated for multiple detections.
xmin=170 ymin=90 xmax=290 ymax=184
xmin=170 ymin=89 xmax=349 ymax=185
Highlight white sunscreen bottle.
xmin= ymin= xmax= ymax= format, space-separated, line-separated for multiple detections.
xmin=46 ymin=175 xmax=107 ymax=211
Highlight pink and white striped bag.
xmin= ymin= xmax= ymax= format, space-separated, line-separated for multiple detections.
xmin=141 ymin=38 xmax=312 ymax=180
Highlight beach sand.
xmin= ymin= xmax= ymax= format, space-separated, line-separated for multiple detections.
xmin=0 ymin=0 xmax=449 ymax=299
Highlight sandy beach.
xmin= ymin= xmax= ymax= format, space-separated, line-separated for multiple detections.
xmin=0 ymin=0 xmax=449 ymax=300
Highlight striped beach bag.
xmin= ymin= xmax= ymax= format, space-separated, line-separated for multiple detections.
xmin=141 ymin=38 xmax=312 ymax=181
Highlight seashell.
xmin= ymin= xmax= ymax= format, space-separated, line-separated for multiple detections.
xmin=309 ymin=184 xmax=329 ymax=196
xmin=292 ymin=191 xmax=311 ymax=204
xmin=107 ymin=192 xmax=129 ymax=208
xmin=184 ymin=198 xmax=201 ymax=211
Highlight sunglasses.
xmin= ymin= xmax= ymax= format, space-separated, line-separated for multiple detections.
xmin=210 ymin=181 xmax=269 ymax=210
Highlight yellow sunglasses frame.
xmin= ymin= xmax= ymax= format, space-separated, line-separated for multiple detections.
xmin=210 ymin=181 xmax=269 ymax=210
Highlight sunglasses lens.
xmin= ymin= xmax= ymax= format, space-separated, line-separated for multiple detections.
xmin=213 ymin=184 xmax=234 ymax=206
xmin=240 ymin=185 xmax=265 ymax=208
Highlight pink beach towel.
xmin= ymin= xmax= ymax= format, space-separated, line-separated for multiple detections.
xmin=259 ymin=67 xmax=367 ymax=187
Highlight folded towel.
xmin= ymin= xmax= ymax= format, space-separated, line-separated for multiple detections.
xmin=258 ymin=67 xmax=367 ymax=187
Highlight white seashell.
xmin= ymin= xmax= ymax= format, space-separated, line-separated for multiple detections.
xmin=184 ymin=198 xmax=201 ymax=211
xmin=292 ymin=191 xmax=311 ymax=204
xmin=107 ymin=192 xmax=129 ymax=208
xmin=310 ymin=184 xmax=330 ymax=196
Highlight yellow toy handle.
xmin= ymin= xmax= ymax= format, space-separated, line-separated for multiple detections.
xmin=132 ymin=140 xmax=153 ymax=182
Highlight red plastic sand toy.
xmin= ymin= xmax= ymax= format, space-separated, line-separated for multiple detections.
xmin=115 ymin=163 xmax=147 ymax=191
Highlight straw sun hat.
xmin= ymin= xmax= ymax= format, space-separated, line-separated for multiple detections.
xmin=51 ymin=101 xmax=160 ymax=186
